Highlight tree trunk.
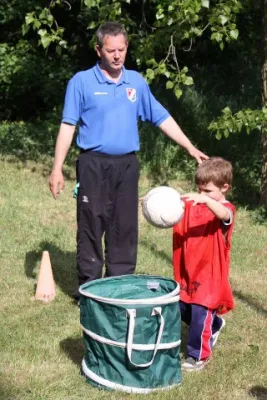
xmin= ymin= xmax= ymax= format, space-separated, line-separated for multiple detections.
xmin=261 ymin=0 xmax=267 ymax=205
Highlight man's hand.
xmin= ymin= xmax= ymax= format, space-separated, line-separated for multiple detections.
xmin=187 ymin=146 xmax=209 ymax=164
xmin=158 ymin=117 xmax=208 ymax=164
xmin=49 ymin=169 xmax=65 ymax=199
xmin=48 ymin=122 xmax=75 ymax=199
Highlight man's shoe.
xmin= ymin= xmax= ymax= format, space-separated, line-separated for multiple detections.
xmin=212 ymin=318 xmax=226 ymax=347
xmin=182 ymin=357 xmax=210 ymax=372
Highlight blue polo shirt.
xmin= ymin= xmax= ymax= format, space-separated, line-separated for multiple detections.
xmin=62 ymin=63 xmax=170 ymax=155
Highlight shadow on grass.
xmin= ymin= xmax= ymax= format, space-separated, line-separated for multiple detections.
xmin=248 ymin=386 xmax=267 ymax=400
xmin=139 ymin=239 xmax=172 ymax=266
xmin=24 ymin=240 xmax=78 ymax=298
xmin=233 ymin=290 xmax=267 ymax=317
xmin=180 ymin=323 xmax=188 ymax=358
xmin=0 ymin=385 xmax=20 ymax=400
xmin=60 ymin=337 xmax=85 ymax=367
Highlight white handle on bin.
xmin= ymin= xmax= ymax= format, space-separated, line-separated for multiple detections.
xmin=126 ymin=307 xmax=164 ymax=368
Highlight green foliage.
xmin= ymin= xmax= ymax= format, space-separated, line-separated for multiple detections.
xmin=19 ymin=0 xmax=244 ymax=100
xmin=209 ymin=0 xmax=241 ymax=49
xmin=208 ymin=107 xmax=267 ymax=139
xmin=0 ymin=0 xmax=256 ymax=118
xmin=22 ymin=5 xmax=67 ymax=51
xmin=0 ymin=0 xmax=265 ymax=206
xmin=134 ymin=0 xmax=242 ymax=97
xmin=0 ymin=118 xmax=78 ymax=164
xmin=0 ymin=41 xmax=25 ymax=84
xmin=0 ymin=120 xmax=57 ymax=160
xmin=0 ymin=43 xmax=72 ymax=120
xmin=0 ymin=0 xmax=75 ymax=120
xmin=252 ymin=205 xmax=267 ymax=226
xmin=0 ymin=0 xmax=37 ymax=25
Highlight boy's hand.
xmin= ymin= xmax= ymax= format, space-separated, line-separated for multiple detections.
xmin=182 ymin=193 xmax=231 ymax=221
xmin=182 ymin=193 xmax=211 ymax=205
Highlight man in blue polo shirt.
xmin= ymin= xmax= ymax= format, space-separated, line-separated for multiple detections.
xmin=49 ymin=21 xmax=208 ymax=299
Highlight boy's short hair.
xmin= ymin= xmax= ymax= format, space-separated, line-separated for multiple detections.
xmin=96 ymin=22 xmax=128 ymax=48
xmin=195 ymin=157 xmax=233 ymax=187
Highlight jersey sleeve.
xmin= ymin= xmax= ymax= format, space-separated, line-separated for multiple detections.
xmin=221 ymin=202 xmax=236 ymax=249
xmin=138 ymin=79 xmax=170 ymax=126
xmin=62 ymin=73 xmax=83 ymax=125
xmin=222 ymin=202 xmax=235 ymax=226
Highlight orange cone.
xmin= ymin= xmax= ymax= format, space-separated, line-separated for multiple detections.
xmin=34 ymin=251 xmax=56 ymax=303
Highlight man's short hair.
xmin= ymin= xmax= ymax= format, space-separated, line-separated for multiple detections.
xmin=96 ymin=21 xmax=128 ymax=48
xmin=195 ymin=157 xmax=233 ymax=187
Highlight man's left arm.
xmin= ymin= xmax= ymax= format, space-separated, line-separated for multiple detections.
xmin=159 ymin=116 xmax=208 ymax=164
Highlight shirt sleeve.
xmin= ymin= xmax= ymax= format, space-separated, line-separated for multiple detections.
xmin=222 ymin=209 xmax=234 ymax=226
xmin=222 ymin=202 xmax=235 ymax=226
xmin=62 ymin=73 xmax=83 ymax=125
xmin=138 ymin=80 xmax=170 ymax=126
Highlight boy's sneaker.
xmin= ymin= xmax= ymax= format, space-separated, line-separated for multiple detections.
xmin=182 ymin=357 xmax=210 ymax=372
xmin=212 ymin=318 xmax=226 ymax=347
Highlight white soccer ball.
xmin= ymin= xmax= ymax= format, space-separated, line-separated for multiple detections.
xmin=142 ymin=186 xmax=184 ymax=229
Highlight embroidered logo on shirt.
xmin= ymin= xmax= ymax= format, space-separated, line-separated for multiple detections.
xmin=126 ymin=88 xmax=136 ymax=103
xmin=94 ymin=92 xmax=108 ymax=95
xmin=82 ymin=196 xmax=89 ymax=203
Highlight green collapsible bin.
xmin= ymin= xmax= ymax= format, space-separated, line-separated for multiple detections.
xmin=79 ymin=274 xmax=182 ymax=393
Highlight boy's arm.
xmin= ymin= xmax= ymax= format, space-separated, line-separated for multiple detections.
xmin=204 ymin=198 xmax=232 ymax=222
xmin=182 ymin=193 xmax=231 ymax=222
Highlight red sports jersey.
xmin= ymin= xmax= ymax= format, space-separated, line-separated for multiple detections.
xmin=173 ymin=200 xmax=235 ymax=314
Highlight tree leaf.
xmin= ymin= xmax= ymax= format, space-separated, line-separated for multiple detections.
xmin=219 ymin=15 xmax=228 ymax=25
xmin=174 ymin=88 xmax=183 ymax=99
xmin=38 ymin=29 xmax=47 ymax=37
xmin=56 ymin=45 xmax=62 ymax=56
xmin=202 ymin=0 xmax=210 ymax=8
xmin=230 ymin=29 xmax=239 ymax=40
xmin=184 ymin=76 xmax=194 ymax=85
xmin=87 ymin=21 xmax=96 ymax=29
xmin=40 ymin=35 xmax=52 ymax=49
xmin=84 ymin=0 xmax=96 ymax=9
xmin=146 ymin=69 xmax=155 ymax=79
xmin=166 ymin=80 xmax=174 ymax=89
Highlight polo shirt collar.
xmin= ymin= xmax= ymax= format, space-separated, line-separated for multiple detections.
xmin=94 ymin=63 xmax=130 ymax=84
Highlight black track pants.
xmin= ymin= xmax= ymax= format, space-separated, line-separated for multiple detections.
xmin=76 ymin=151 xmax=139 ymax=285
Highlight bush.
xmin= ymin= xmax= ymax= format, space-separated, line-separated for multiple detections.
xmin=0 ymin=116 xmax=78 ymax=165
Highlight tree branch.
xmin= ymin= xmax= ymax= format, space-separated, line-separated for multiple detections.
xmin=164 ymin=34 xmax=180 ymax=72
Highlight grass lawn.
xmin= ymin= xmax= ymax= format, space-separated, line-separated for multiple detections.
xmin=0 ymin=156 xmax=267 ymax=400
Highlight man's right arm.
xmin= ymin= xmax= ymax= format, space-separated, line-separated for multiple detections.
xmin=138 ymin=78 xmax=208 ymax=164
xmin=49 ymin=122 xmax=76 ymax=199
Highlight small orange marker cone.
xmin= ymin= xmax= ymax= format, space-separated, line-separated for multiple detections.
xmin=34 ymin=251 xmax=56 ymax=303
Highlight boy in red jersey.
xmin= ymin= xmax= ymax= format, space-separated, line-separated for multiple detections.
xmin=173 ymin=157 xmax=235 ymax=371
